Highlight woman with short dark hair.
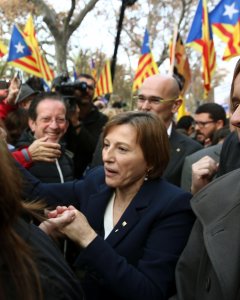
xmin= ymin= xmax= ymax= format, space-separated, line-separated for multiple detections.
xmin=21 ymin=111 xmax=195 ymax=300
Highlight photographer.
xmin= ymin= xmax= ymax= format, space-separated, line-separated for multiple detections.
xmin=58 ymin=73 xmax=108 ymax=178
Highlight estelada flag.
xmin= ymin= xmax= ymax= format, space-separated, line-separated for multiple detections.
xmin=95 ymin=60 xmax=113 ymax=97
xmin=23 ymin=15 xmax=54 ymax=82
xmin=132 ymin=29 xmax=159 ymax=92
xmin=0 ymin=41 xmax=7 ymax=58
xmin=210 ymin=0 xmax=239 ymax=43
xmin=186 ymin=0 xmax=216 ymax=98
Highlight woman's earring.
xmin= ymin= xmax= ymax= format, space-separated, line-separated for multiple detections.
xmin=144 ymin=169 xmax=150 ymax=181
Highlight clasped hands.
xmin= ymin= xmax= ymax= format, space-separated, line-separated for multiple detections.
xmin=39 ymin=205 xmax=97 ymax=248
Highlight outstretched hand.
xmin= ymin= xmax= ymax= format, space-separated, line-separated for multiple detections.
xmin=40 ymin=205 xmax=97 ymax=248
xmin=39 ymin=207 xmax=76 ymax=237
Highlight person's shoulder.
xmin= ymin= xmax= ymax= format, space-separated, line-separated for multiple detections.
xmin=191 ymin=168 xmax=240 ymax=221
xmin=150 ymin=177 xmax=192 ymax=199
xmin=172 ymin=129 xmax=202 ymax=149
xmin=185 ymin=144 xmax=222 ymax=162
xmin=222 ymin=131 xmax=239 ymax=150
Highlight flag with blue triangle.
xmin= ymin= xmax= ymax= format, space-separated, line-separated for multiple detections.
xmin=7 ymin=24 xmax=31 ymax=62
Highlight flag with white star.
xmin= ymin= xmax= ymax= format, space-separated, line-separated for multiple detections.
xmin=186 ymin=0 xmax=216 ymax=98
xmin=7 ymin=24 xmax=31 ymax=62
xmin=209 ymin=0 xmax=240 ymax=60
xmin=210 ymin=0 xmax=240 ymax=42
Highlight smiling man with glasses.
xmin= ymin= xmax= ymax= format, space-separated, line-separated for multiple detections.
xmin=194 ymin=102 xmax=226 ymax=147
xmin=137 ymin=74 xmax=202 ymax=187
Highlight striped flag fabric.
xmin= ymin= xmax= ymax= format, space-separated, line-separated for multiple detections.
xmin=132 ymin=29 xmax=159 ymax=92
xmin=186 ymin=0 xmax=216 ymax=98
xmin=223 ymin=20 xmax=240 ymax=60
xmin=23 ymin=15 xmax=54 ymax=82
xmin=0 ymin=41 xmax=7 ymax=58
xmin=210 ymin=0 xmax=240 ymax=60
xmin=8 ymin=15 xmax=54 ymax=82
xmin=7 ymin=25 xmax=32 ymax=61
xmin=169 ymin=32 xmax=191 ymax=95
xmin=95 ymin=60 xmax=113 ymax=97
xmin=7 ymin=24 xmax=42 ymax=78
xmin=169 ymin=30 xmax=191 ymax=120
xmin=210 ymin=0 xmax=239 ymax=43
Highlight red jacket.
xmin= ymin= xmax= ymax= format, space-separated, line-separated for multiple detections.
xmin=12 ymin=147 xmax=32 ymax=168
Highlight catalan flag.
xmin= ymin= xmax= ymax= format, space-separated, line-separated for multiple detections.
xmin=132 ymin=29 xmax=159 ymax=92
xmin=186 ymin=0 xmax=216 ymax=98
xmin=8 ymin=15 xmax=54 ymax=82
xmin=223 ymin=20 xmax=240 ymax=60
xmin=169 ymin=30 xmax=191 ymax=120
xmin=7 ymin=25 xmax=32 ymax=61
xmin=169 ymin=32 xmax=191 ymax=95
xmin=8 ymin=24 xmax=41 ymax=77
xmin=0 ymin=41 xmax=7 ymax=58
xmin=23 ymin=15 xmax=54 ymax=82
xmin=210 ymin=0 xmax=239 ymax=43
xmin=95 ymin=60 xmax=113 ymax=97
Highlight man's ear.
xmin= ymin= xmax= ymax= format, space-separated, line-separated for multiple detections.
xmin=28 ymin=119 xmax=35 ymax=132
xmin=171 ymin=99 xmax=182 ymax=114
xmin=216 ymin=119 xmax=224 ymax=130
xmin=63 ymin=120 xmax=69 ymax=134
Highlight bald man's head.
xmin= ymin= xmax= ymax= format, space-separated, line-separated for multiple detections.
xmin=140 ymin=75 xmax=180 ymax=100
xmin=137 ymin=74 xmax=182 ymax=128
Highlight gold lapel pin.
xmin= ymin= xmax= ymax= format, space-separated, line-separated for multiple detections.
xmin=122 ymin=221 xmax=127 ymax=227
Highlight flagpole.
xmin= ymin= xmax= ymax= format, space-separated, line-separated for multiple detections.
xmin=169 ymin=24 xmax=178 ymax=75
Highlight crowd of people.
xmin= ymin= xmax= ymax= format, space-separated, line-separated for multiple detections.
xmin=0 ymin=57 xmax=240 ymax=299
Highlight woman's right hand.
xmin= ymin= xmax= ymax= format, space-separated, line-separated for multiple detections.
xmin=39 ymin=207 xmax=76 ymax=237
xmin=47 ymin=206 xmax=97 ymax=248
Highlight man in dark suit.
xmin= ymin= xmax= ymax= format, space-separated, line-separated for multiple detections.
xmin=169 ymin=58 xmax=240 ymax=300
xmin=137 ymin=74 xmax=202 ymax=186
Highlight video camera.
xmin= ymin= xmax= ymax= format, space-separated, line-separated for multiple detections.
xmin=54 ymin=74 xmax=89 ymax=98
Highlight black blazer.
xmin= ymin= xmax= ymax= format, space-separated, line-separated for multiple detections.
xmin=163 ymin=128 xmax=203 ymax=187
xmin=21 ymin=165 xmax=195 ymax=300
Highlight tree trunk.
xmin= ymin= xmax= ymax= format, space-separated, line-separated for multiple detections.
xmin=54 ymin=37 xmax=68 ymax=74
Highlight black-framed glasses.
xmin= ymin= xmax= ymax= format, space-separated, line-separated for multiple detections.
xmin=194 ymin=120 xmax=216 ymax=128
xmin=133 ymin=95 xmax=178 ymax=105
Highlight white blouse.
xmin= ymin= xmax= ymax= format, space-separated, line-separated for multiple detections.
xmin=103 ymin=193 xmax=115 ymax=239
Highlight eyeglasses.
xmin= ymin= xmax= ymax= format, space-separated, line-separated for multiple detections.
xmin=194 ymin=120 xmax=216 ymax=128
xmin=133 ymin=95 xmax=178 ymax=105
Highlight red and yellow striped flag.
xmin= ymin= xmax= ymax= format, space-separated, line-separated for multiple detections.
xmin=132 ymin=29 xmax=159 ymax=92
xmin=95 ymin=60 xmax=113 ymax=97
xmin=23 ymin=15 xmax=54 ymax=82
xmin=0 ymin=41 xmax=7 ymax=58
xmin=186 ymin=0 xmax=216 ymax=98
xmin=9 ymin=15 xmax=54 ymax=81
xmin=223 ymin=20 xmax=240 ymax=60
